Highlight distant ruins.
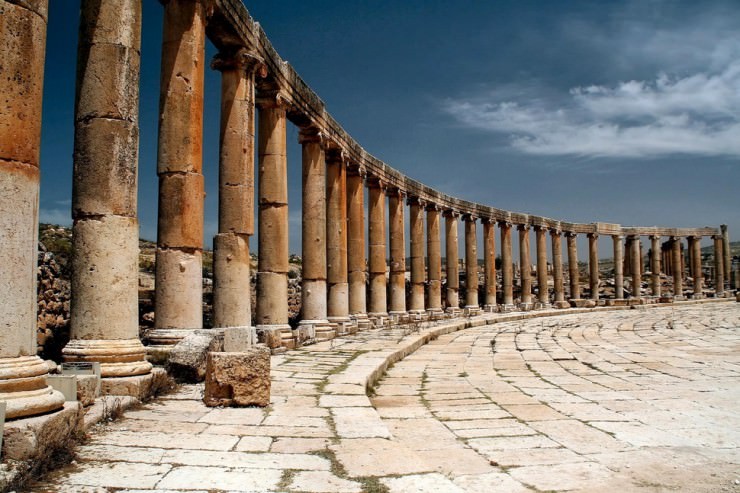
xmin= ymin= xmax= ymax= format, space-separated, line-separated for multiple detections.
xmin=0 ymin=0 xmax=737 ymax=479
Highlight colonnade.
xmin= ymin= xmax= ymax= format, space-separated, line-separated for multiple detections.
xmin=0 ymin=0 xmax=735 ymax=422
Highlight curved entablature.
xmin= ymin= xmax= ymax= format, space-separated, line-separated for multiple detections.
xmin=210 ymin=0 xmax=718 ymax=239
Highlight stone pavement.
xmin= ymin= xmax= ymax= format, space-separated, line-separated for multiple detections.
xmin=28 ymin=302 xmax=740 ymax=492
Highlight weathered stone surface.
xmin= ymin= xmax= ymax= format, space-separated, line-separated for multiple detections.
xmin=166 ymin=329 xmax=224 ymax=382
xmin=2 ymin=402 xmax=82 ymax=461
xmin=203 ymin=348 xmax=271 ymax=407
xmin=101 ymin=369 xmax=164 ymax=400
xmin=222 ymin=326 xmax=256 ymax=351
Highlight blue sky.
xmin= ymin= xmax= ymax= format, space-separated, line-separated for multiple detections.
xmin=40 ymin=1 xmax=739 ymax=258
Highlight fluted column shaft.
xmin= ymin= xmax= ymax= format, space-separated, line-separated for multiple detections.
xmin=551 ymin=231 xmax=566 ymax=305
xmin=346 ymin=167 xmax=367 ymax=323
xmin=368 ymin=180 xmax=388 ymax=317
xmin=212 ymin=50 xmax=259 ymax=330
xmin=613 ymin=235 xmax=624 ymax=300
xmin=298 ymin=129 xmax=329 ymax=330
xmin=0 ymin=0 xmax=65 ymax=419
xmin=408 ymin=198 xmax=426 ymax=314
xmin=388 ymin=190 xmax=407 ymax=316
xmin=153 ymin=0 xmax=206 ymax=341
xmin=690 ymin=236 xmax=703 ymax=297
xmin=535 ymin=226 xmax=548 ymax=306
xmin=326 ymin=151 xmax=349 ymax=323
xmin=714 ymin=236 xmax=725 ymax=296
xmin=426 ymin=206 xmax=443 ymax=315
xmin=588 ymin=233 xmax=599 ymax=301
xmin=65 ymin=0 xmax=151 ymax=378
xmin=500 ymin=222 xmax=514 ymax=306
xmin=630 ymin=236 xmax=642 ymax=300
xmin=483 ymin=220 xmax=497 ymax=309
xmin=567 ymin=233 xmax=580 ymax=300
xmin=519 ymin=225 xmax=532 ymax=306
xmin=465 ymin=216 xmax=479 ymax=310
xmin=650 ymin=236 xmax=661 ymax=297
xmin=672 ymin=237 xmax=683 ymax=298
xmin=445 ymin=212 xmax=460 ymax=312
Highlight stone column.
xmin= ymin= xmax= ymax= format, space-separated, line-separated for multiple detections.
xmin=64 ymin=0 xmax=152 ymax=380
xmin=387 ymin=188 xmax=407 ymax=321
xmin=298 ymin=128 xmax=331 ymax=340
xmin=671 ymin=237 xmax=684 ymax=300
xmin=464 ymin=215 xmax=480 ymax=314
xmin=690 ymin=236 xmax=703 ymax=298
xmin=612 ymin=235 xmax=624 ymax=301
xmin=211 ymin=50 xmax=261 ymax=334
xmin=367 ymin=178 xmax=388 ymax=322
xmin=499 ymin=221 xmax=515 ymax=310
xmin=408 ymin=197 xmax=426 ymax=317
xmin=445 ymin=211 xmax=460 ymax=315
xmin=535 ymin=226 xmax=549 ymax=309
xmin=650 ymin=235 xmax=661 ymax=298
xmin=255 ymin=93 xmax=292 ymax=346
xmin=588 ymin=233 xmax=599 ymax=302
xmin=0 ymin=0 xmax=65 ymax=419
xmin=630 ymin=236 xmax=642 ymax=300
xmin=567 ymin=233 xmax=580 ymax=302
xmin=714 ymin=235 xmax=725 ymax=297
xmin=326 ymin=149 xmax=350 ymax=332
xmin=151 ymin=0 xmax=206 ymax=349
xmin=551 ymin=230 xmax=568 ymax=308
xmin=518 ymin=224 xmax=533 ymax=310
xmin=483 ymin=219 xmax=497 ymax=311
xmin=426 ymin=204 xmax=444 ymax=318
xmin=721 ymin=225 xmax=731 ymax=290
xmin=346 ymin=164 xmax=367 ymax=330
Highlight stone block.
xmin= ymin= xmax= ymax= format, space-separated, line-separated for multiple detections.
xmin=569 ymin=299 xmax=596 ymax=308
xmin=166 ymin=329 xmax=224 ymax=382
xmin=101 ymin=369 xmax=164 ymax=400
xmin=76 ymin=374 xmax=100 ymax=406
xmin=2 ymin=402 xmax=82 ymax=462
xmin=223 ymin=326 xmax=256 ymax=352
xmin=204 ymin=348 xmax=271 ymax=408
xmin=46 ymin=375 xmax=77 ymax=401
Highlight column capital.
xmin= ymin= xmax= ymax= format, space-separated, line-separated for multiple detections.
xmin=687 ymin=234 xmax=701 ymax=240
xmin=385 ymin=186 xmax=405 ymax=198
xmin=517 ymin=223 xmax=529 ymax=232
xmin=550 ymin=228 xmax=562 ymax=236
xmin=533 ymin=224 xmax=548 ymax=232
xmin=443 ymin=209 xmax=459 ymax=219
xmin=297 ymin=126 xmax=327 ymax=146
xmin=425 ymin=202 xmax=442 ymax=212
xmin=406 ymin=195 xmax=427 ymax=207
xmin=481 ymin=216 xmax=497 ymax=225
xmin=462 ymin=213 xmax=477 ymax=222
xmin=256 ymin=89 xmax=291 ymax=111
xmin=498 ymin=220 xmax=512 ymax=228
xmin=612 ymin=234 xmax=624 ymax=241
xmin=713 ymin=234 xmax=724 ymax=241
xmin=648 ymin=234 xmax=660 ymax=241
xmin=564 ymin=231 xmax=578 ymax=238
xmin=325 ymin=147 xmax=348 ymax=165
xmin=346 ymin=162 xmax=367 ymax=178
xmin=366 ymin=175 xmax=387 ymax=190
xmin=211 ymin=48 xmax=267 ymax=77
xmin=587 ymin=232 xmax=599 ymax=239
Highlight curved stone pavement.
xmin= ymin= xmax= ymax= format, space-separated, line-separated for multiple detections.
xmin=28 ymin=302 xmax=740 ymax=492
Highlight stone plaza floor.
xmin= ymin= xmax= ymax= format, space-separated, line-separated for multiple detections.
xmin=29 ymin=302 xmax=740 ymax=492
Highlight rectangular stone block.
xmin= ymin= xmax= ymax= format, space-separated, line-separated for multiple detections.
xmin=2 ymin=402 xmax=82 ymax=462
xmin=46 ymin=375 xmax=77 ymax=401
xmin=204 ymin=349 xmax=271 ymax=407
xmin=223 ymin=327 xmax=256 ymax=351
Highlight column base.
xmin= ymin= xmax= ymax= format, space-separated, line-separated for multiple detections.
xmin=426 ymin=308 xmax=445 ymax=320
xmin=297 ymin=319 xmax=331 ymax=343
xmin=1 ymin=401 xmax=82 ymax=462
xmin=329 ymin=317 xmax=353 ymax=337
xmin=518 ymin=302 xmax=534 ymax=311
xmin=552 ymin=301 xmax=571 ymax=309
xmin=62 ymin=339 xmax=152 ymax=378
xmin=483 ymin=304 xmax=498 ymax=313
xmin=673 ymin=295 xmax=687 ymax=301
xmin=498 ymin=304 xmax=517 ymax=313
xmin=445 ymin=307 xmax=462 ymax=317
xmin=389 ymin=311 xmax=410 ymax=325
xmin=605 ymin=298 xmax=630 ymax=307
xmin=407 ymin=310 xmax=427 ymax=322
xmin=533 ymin=302 xmax=551 ymax=310
xmin=101 ymin=368 xmax=167 ymax=400
xmin=368 ymin=312 xmax=390 ymax=328
xmin=569 ymin=299 xmax=596 ymax=308
xmin=464 ymin=305 xmax=481 ymax=316
xmin=350 ymin=313 xmax=371 ymax=331
xmin=0 ymin=356 xmax=66 ymax=420
xmin=256 ymin=324 xmax=295 ymax=351
xmin=691 ymin=293 xmax=705 ymax=300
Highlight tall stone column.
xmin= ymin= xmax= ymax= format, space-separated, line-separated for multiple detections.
xmin=445 ymin=211 xmax=460 ymax=315
xmin=721 ymin=225 xmax=731 ymax=290
xmin=671 ymin=237 xmax=684 ymax=300
xmin=255 ymin=93 xmax=292 ymax=346
xmin=534 ymin=226 xmax=549 ymax=309
xmin=64 ymin=0 xmax=152 ymax=380
xmin=211 ymin=49 xmax=261 ymax=334
xmin=151 ymin=0 xmax=206 ymax=348
xmin=483 ymin=219 xmax=498 ymax=311
xmin=499 ymin=221 xmax=515 ymax=310
xmin=612 ymin=235 xmax=624 ymax=300
xmin=0 ymin=0 xmax=65 ymax=419
xmin=567 ymin=233 xmax=580 ymax=301
xmin=367 ymin=178 xmax=388 ymax=322
xmin=690 ymin=236 xmax=703 ymax=298
xmin=387 ymin=189 xmax=407 ymax=320
xmin=714 ymin=235 xmax=725 ymax=296
xmin=298 ymin=128 xmax=331 ymax=340
xmin=346 ymin=165 xmax=367 ymax=330
xmin=630 ymin=236 xmax=642 ymax=300
xmin=408 ymin=197 xmax=426 ymax=317
xmin=464 ymin=215 xmax=480 ymax=314
xmin=650 ymin=235 xmax=661 ymax=298
xmin=588 ymin=233 xmax=599 ymax=302
xmin=518 ymin=224 xmax=533 ymax=309
xmin=326 ymin=149 xmax=350 ymax=332
xmin=426 ymin=204 xmax=444 ymax=318
xmin=551 ymin=230 xmax=568 ymax=308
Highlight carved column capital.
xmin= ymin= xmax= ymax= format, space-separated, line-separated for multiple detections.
xmin=256 ymin=89 xmax=291 ymax=111
xmin=498 ymin=220 xmax=512 ymax=228
xmin=406 ymin=195 xmax=427 ymax=208
xmin=385 ymin=186 xmax=406 ymax=199
xmin=346 ymin=162 xmax=367 ymax=178
xmin=550 ymin=228 xmax=562 ymax=237
xmin=462 ymin=213 xmax=477 ymax=223
xmin=587 ymin=232 xmax=599 ymax=239
xmin=211 ymin=48 xmax=267 ymax=77
xmin=517 ymin=223 xmax=529 ymax=232
xmin=298 ymin=126 xmax=328 ymax=147
xmin=443 ymin=209 xmax=459 ymax=219
xmin=564 ymin=231 xmax=577 ymax=238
